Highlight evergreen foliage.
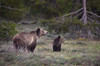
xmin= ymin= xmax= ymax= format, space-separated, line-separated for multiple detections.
xmin=0 ymin=0 xmax=26 ymax=21
xmin=0 ymin=21 xmax=17 ymax=41
xmin=0 ymin=0 xmax=100 ymax=39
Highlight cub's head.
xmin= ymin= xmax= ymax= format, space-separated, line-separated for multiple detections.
xmin=57 ymin=36 xmax=65 ymax=43
xmin=36 ymin=28 xmax=48 ymax=37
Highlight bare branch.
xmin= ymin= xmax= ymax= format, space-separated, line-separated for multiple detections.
xmin=79 ymin=14 xmax=85 ymax=21
xmin=87 ymin=11 xmax=100 ymax=18
xmin=54 ymin=8 xmax=83 ymax=20
xmin=63 ymin=8 xmax=83 ymax=17
xmin=0 ymin=6 xmax=23 ymax=11
xmin=74 ymin=12 xmax=82 ymax=18
xmin=87 ymin=14 xmax=94 ymax=19
xmin=87 ymin=17 xmax=94 ymax=22
xmin=87 ymin=14 xmax=99 ymax=23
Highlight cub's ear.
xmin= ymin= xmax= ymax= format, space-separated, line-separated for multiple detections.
xmin=58 ymin=35 xmax=61 ymax=38
xmin=37 ymin=28 xmax=40 ymax=30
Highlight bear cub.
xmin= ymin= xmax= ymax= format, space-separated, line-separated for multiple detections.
xmin=53 ymin=36 xmax=65 ymax=52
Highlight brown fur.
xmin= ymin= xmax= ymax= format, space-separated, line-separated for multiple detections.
xmin=53 ymin=36 xmax=65 ymax=52
xmin=13 ymin=28 xmax=47 ymax=52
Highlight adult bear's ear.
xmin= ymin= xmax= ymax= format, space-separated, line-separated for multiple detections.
xmin=36 ymin=28 xmax=41 ymax=37
xmin=37 ymin=28 xmax=40 ymax=32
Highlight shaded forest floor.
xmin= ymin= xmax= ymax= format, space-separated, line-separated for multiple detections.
xmin=0 ymin=24 xmax=100 ymax=66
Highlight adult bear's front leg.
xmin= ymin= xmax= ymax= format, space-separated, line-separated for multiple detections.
xmin=27 ymin=43 xmax=36 ymax=52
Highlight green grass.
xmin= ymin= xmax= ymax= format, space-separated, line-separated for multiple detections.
xmin=0 ymin=24 xmax=100 ymax=66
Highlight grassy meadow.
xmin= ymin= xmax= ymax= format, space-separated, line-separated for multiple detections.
xmin=0 ymin=24 xmax=100 ymax=66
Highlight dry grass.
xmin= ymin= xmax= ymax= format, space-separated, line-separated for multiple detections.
xmin=0 ymin=39 xmax=100 ymax=66
xmin=0 ymin=24 xmax=100 ymax=66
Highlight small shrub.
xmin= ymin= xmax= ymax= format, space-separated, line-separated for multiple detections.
xmin=38 ymin=41 xmax=46 ymax=45
xmin=64 ymin=33 xmax=79 ymax=39
xmin=93 ymin=56 xmax=100 ymax=66
xmin=0 ymin=21 xmax=17 ymax=42
xmin=71 ymin=41 xmax=86 ymax=45
xmin=71 ymin=42 xmax=76 ymax=45
xmin=69 ymin=58 xmax=82 ymax=65
xmin=0 ymin=59 xmax=5 ymax=66
xmin=39 ymin=17 xmax=84 ymax=35
xmin=78 ymin=38 xmax=87 ymax=41
xmin=76 ymin=41 xmax=87 ymax=45
xmin=4 ymin=54 xmax=16 ymax=62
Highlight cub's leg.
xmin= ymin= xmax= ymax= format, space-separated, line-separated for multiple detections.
xmin=53 ymin=45 xmax=58 ymax=52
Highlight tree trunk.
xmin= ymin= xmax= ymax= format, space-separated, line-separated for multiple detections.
xmin=80 ymin=0 xmax=87 ymax=38
xmin=83 ymin=0 xmax=87 ymax=24
xmin=81 ymin=0 xmax=93 ymax=40
xmin=49 ymin=0 xmax=56 ymax=4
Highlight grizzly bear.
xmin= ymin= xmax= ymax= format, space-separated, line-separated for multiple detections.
xmin=53 ymin=36 xmax=65 ymax=52
xmin=13 ymin=28 xmax=48 ymax=52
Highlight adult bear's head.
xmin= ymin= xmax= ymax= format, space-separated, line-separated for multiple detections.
xmin=35 ymin=28 xmax=48 ymax=38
